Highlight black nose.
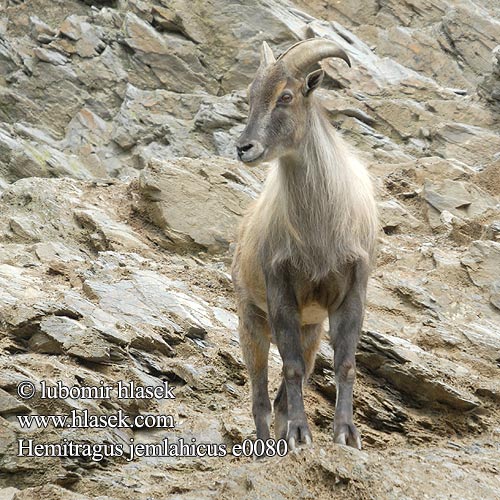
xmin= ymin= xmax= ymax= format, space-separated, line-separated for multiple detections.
xmin=236 ymin=142 xmax=254 ymax=159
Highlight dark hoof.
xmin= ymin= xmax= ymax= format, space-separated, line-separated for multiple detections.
xmin=334 ymin=422 xmax=361 ymax=449
xmin=287 ymin=419 xmax=312 ymax=450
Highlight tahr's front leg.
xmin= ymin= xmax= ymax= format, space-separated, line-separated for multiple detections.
xmin=266 ymin=265 xmax=311 ymax=449
xmin=328 ymin=260 xmax=369 ymax=449
xmin=274 ymin=323 xmax=322 ymax=440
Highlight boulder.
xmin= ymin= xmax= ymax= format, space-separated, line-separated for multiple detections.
xmin=358 ymin=330 xmax=480 ymax=410
xmin=138 ymin=157 xmax=260 ymax=253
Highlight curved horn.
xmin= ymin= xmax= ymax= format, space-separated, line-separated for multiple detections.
xmin=277 ymin=38 xmax=351 ymax=75
xmin=259 ymin=41 xmax=276 ymax=69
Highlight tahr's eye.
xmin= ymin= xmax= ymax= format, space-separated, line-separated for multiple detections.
xmin=278 ymin=91 xmax=293 ymax=104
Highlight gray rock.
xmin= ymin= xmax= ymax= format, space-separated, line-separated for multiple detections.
xmin=0 ymin=487 xmax=19 ymax=500
xmin=194 ymin=94 xmax=247 ymax=130
xmin=378 ymin=200 xmax=421 ymax=233
xmin=358 ymin=330 xmax=480 ymax=410
xmin=110 ymin=84 xmax=201 ymax=152
xmin=429 ymin=123 xmax=500 ymax=170
xmin=0 ymin=388 xmax=30 ymax=417
xmin=0 ymin=37 xmax=23 ymax=77
xmin=29 ymin=16 xmax=57 ymax=43
xmin=368 ymin=25 xmax=470 ymax=89
xmin=454 ymin=319 xmax=500 ymax=364
xmin=479 ymin=45 xmax=500 ymax=102
xmin=83 ymin=268 xmax=214 ymax=332
xmin=308 ymin=19 xmax=440 ymax=94
xmin=0 ymin=126 xmax=97 ymax=183
xmin=0 ymin=178 xmax=85 ymax=244
xmin=58 ymin=14 xmax=105 ymax=58
xmin=411 ymin=157 xmax=475 ymax=183
xmin=462 ymin=240 xmax=500 ymax=288
xmin=422 ymin=179 xmax=498 ymax=225
xmin=389 ymin=277 xmax=439 ymax=314
xmin=34 ymin=242 xmax=85 ymax=264
xmin=33 ymin=48 xmax=68 ymax=66
xmin=441 ymin=6 xmax=500 ymax=80
xmin=74 ymin=208 xmax=149 ymax=252
xmin=122 ymin=12 xmax=215 ymax=93
xmin=151 ymin=4 xmax=204 ymax=44
xmin=490 ymin=281 xmax=500 ymax=310
xmin=138 ymin=157 xmax=260 ymax=253
xmin=11 ymin=484 xmax=94 ymax=500
xmin=30 ymin=315 xmax=115 ymax=363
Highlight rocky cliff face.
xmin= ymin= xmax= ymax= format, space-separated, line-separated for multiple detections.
xmin=0 ymin=0 xmax=499 ymax=499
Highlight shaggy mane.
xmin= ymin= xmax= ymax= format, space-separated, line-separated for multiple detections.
xmin=244 ymin=101 xmax=377 ymax=281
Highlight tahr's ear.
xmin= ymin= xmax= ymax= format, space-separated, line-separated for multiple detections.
xmin=303 ymin=68 xmax=324 ymax=96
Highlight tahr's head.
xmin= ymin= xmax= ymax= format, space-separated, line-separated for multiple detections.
xmin=236 ymin=39 xmax=350 ymax=165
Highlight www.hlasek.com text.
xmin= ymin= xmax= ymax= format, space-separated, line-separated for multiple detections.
xmin=17 ymin=409 xmax=175 ymax=430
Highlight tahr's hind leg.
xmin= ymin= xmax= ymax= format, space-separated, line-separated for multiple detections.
xmin=329 ymin=261 xmax=369 ymax=450
xmin=238 ymin=301 xmax=272 ymax=440
xmin=274 ymin=323 xmax=322 ymax=441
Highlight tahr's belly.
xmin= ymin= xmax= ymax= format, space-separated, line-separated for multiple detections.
xmin=300 ymin=302 xmax=328 ymax=325
xmin=253 ymin=299 xmax=329 ymax=327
